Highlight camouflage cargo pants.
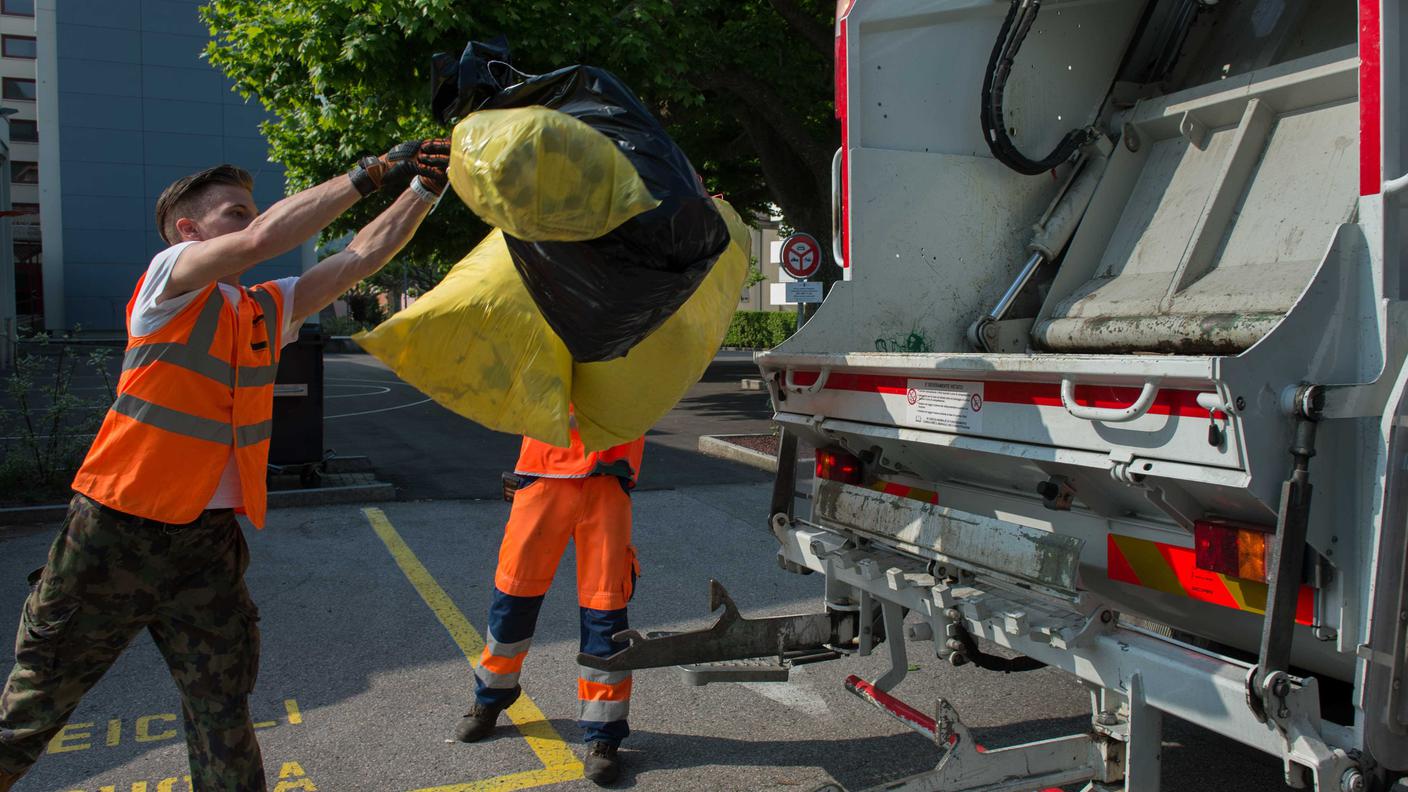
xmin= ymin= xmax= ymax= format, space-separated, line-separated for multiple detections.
xmin=0 ymin=494 xmax=265 ymax=792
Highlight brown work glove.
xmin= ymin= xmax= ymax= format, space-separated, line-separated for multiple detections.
xmin=379 ymin=138 xmax=451 ymax=196
xmin=347 ymin=139 xmax=451 ymax=196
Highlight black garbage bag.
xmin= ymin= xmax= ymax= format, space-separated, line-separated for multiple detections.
xmin=431 ymin=39 xmax=731 ymax=363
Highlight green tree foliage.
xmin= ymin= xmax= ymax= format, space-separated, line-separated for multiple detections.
xmin=201 ymin=0 xmax=840 ymax=286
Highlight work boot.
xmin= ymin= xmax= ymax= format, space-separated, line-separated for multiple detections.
xmin=454 ymin=686 xmax=520 ymax=743
xmin=583 ymin=741 xmax=621 ymax=786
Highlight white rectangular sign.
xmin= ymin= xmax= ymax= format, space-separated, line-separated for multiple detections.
xmin=785 ymin=281 xmax=823 ymax=303
xmin=905 ymin=379 xmax=984 ymax=432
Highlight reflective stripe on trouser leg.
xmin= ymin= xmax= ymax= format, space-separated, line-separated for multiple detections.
xmin=474 ymin=588 xmax=545 ymax=709
xmin=578 ymin=606 xmax=630 ymax=744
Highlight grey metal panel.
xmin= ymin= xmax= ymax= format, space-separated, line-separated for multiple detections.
xmin=62 ymin=262 xmax=143 ymax=298
xmin=65 ymin=294 xmax=128 ymax=331
xmin=58 ymin=127 xmax=144 ymax=164
xmin=221 ymin=103 xmax=272 ymax=139
xmin=57 ymin=0 xmax=141 ymax=30
xmin=139 ymin=0 xmax=210 ymax=37
xmin=814 ymin=480 xmax=1085 ymax=595
xmin=56 ymin=23 xmax=140 ymax=64
xmin=137 ymin=31 xmax=208 ymax=70
xmin=220 ymin=136 xmax=273 ymax=171
xmin=59 ymin=161 xmax=143 ymax=198
xmin=853 ymin=0 xmax=1143 ymax=160
xmin=64 ymin=230 xmax=147 ymax=266
xmin=58 ymin=91 xmax=143 ymax=131
xmin=1034 ymin=49 xmax=1360 ymax=353
xmin=140 ymin=65 xmax=222 ymax=103
xmin=142 ymin=164 xmax=200 ymax=198
xmin=141 ymin=97 xmax=222 ymax=136
xmin=142 ymin=131 xmax=223 ymax=168
xmin=57 ymin=57 xmax=142 ymax=97
xmin=61 ymin=194 xmax=147 ymax=232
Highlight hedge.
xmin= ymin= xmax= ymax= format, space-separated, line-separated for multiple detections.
xmin=723 ymin=311 xmax=797 ymax=349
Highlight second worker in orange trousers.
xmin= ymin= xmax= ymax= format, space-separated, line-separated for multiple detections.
xmin=455 ymin=428 xmax=645 ymax=786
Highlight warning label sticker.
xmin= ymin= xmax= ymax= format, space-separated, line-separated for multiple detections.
xmin=904 ymin=379 xmax=984 ymax=432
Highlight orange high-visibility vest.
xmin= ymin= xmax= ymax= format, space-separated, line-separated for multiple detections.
xmin=72 ymin=275 xmax=287 ymax=528
xmin=514 ymin=428 xmax=645 ymax=484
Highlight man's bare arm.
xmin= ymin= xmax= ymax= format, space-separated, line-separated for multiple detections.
xmin=162 ymin=176 xmax=362 ymax=301
xmin=290 ymin=189 xmax=435 ymax=322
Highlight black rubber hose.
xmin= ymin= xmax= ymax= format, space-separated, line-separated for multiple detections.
xmin=980 ymin=0 xmax=1098 ymax=175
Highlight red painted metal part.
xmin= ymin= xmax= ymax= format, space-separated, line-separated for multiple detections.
xmin=845 ymin=674 xmax=937 ymax=738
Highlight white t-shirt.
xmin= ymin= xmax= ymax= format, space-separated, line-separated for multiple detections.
xmin=129 ymin=241 xmax=303 ymax=510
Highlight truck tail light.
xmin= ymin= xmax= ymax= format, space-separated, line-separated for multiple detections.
xmin=816 ymin=447 xmax=863 ymax=484
xmin=1194 ymin=520 xmax=1272 ymax=583
xmin=834 ymin=1 xmax=853 ymax=277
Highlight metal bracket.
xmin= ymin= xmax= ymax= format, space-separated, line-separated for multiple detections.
xmin=576 ymin=580 xmax=846 ymax=672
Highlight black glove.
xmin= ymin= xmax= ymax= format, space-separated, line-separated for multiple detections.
xmin=347 ymin=155 xmax=390 ymax=197
xmin=379 ymin=138 xmax=451 ymax=195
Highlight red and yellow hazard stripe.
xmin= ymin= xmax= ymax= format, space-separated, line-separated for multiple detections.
xmin=868 ymin=479 xmax=939 ymax=505
xmin=1107 ymin=534 xmax=1314 ymax=625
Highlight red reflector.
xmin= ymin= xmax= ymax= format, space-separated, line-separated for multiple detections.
xmin=1194 ymin=520 xmax=1272 ymax=583
xmin=816 ymin=448 xmax=863 ymax=484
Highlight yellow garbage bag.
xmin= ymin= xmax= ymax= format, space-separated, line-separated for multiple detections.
xmin=449 ymin=106 xmax=661 ymax=242
xmin=353 ymin=230 xmax=574 ymax=448
xmin=355 ymin=198 xmax=752 ymax=452
xmin=573 ymin=198 xmax=754 ymax=449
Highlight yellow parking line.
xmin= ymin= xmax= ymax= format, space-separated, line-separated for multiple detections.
xmin=364 ymin=507 xmax=584 ymax=790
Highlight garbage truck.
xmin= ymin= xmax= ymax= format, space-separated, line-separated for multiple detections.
xmin=579 ymin=1 xmax=1408 ymax=789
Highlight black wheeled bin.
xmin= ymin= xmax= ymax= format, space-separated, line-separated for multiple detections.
xmin=269 ymin=328 xmax=326 ymax=466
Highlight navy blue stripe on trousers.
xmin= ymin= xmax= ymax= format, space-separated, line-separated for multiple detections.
xmin=474 ymin=589 xmax=545 ymax=709
xmin=578 ymin=606 xmax=631 ymax=745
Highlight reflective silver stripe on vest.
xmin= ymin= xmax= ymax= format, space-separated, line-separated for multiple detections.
xmin=122 ymin=342 xmax=234 ymax=387
xmin=235 ymin=420 xmax=272 ymax=448
xmin=238 ymin=287 xmax=281 ymax=387
xmin=110 ymin=393 xmax=230 ymax=444
xmin=123 ymin=295 xmax=234 ymax=386
xmin=124 ymin=286 xmax=283 ymax=389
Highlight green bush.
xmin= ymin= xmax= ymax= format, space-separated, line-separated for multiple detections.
xmin=723 ymin=311 xmax=797 ymax=349
xmin=320 ymin=313 xmax=367 ymax=336
xmin=1 ymin=335 xmax=117 ymax=504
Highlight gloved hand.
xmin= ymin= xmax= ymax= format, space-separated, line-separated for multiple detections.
xmin=380 ymin=138 xmax=451 ymax=195
xmin=347 ymin=139 xmax=451 ymax=197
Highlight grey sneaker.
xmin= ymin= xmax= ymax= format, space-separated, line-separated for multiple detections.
xmin=583 ymin=740 xmax=621 ymax=786
xmin=454 ymin=687 xmax=520 ymax=742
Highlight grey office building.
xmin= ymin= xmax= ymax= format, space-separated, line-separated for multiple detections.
xmin=24 ymin=0 xmax=303 ymax=332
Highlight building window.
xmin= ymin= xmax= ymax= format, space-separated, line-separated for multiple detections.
xmin=9 ymin=118 xmax=35 ymax=141
xmin=12 ymin=160 xmax=37 ymax=183
xmin=2 ymin=78 xmax=35 ymax=101
xmin=1 ymin=0 xmax=33 ymax=17
xmin=2 ymin=35 xmax=35 ymax=58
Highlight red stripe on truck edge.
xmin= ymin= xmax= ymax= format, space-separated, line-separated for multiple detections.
xmin=1360 ymin=0 xmax=1382 ymax=196
xmin=789 ymin=371 xmax=1216 ymax=418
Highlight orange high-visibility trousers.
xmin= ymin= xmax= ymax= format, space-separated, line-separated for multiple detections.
xmin=475 ymin=474 xmax=638 ymax=744
xmin=493 ymin=475 xmax=638 ymax=611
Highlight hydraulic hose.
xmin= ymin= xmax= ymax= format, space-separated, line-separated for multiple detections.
xmin=980 ymin=0 xmax=1099 ymax=175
